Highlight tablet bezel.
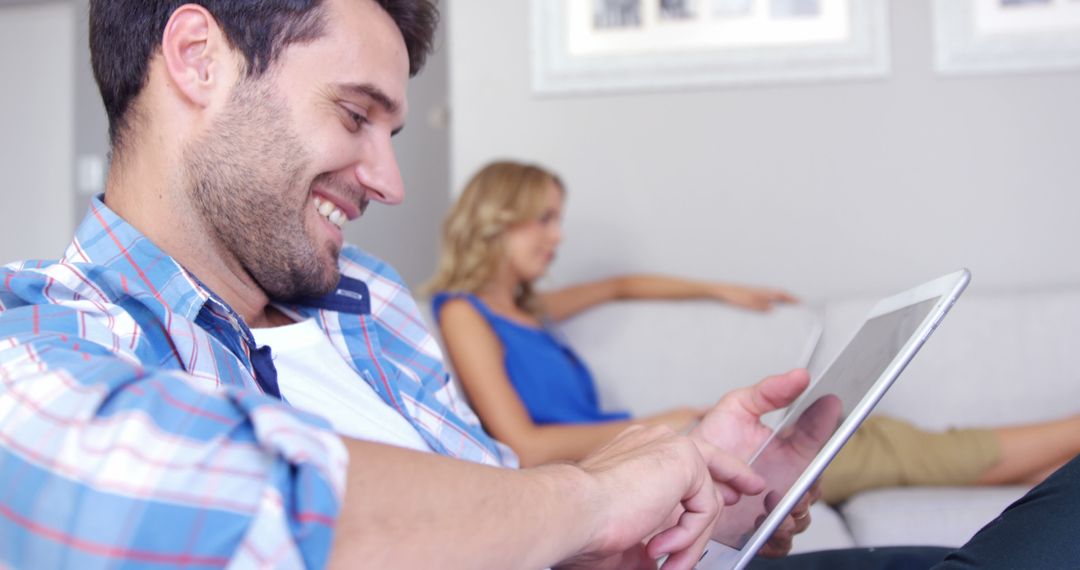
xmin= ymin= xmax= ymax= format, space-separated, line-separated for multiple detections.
xmin=698 ymin=268 xmax=971 ymax=570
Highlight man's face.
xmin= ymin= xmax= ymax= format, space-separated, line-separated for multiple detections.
xmin=186 ymin=0 xmax=409 ymax=300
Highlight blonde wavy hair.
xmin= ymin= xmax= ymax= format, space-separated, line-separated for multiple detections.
xmin=425 ymin=160 xmax=564 ymax=316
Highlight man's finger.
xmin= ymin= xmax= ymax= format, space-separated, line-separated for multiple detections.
xmin=757 ymin=534 xmax=793 ymax=559
xmin=755 ymin=497 xmax=793 ymax=559
xmin=695 ymin=441 xmax=766 ymax=497
xmin=646 ymin=464 xmax=719 ymax=570
xmin=791 ymin=508 xmax=812 ymax=534
xmin=758 ymin=489 xmax=812 ymax=559
xmin=735 ymin=369 xmax=811 ymax=419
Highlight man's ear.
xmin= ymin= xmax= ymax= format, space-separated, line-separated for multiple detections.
xmin=160 ymin=4 xmax=234 ymax=108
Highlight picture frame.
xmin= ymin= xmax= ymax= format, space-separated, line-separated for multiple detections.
xmin=934 ymin=0 xmax=1080 ymax=75
xmin=530 ymin=0 xmax=890 ymax=95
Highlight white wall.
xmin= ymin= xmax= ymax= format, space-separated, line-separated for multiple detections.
xmin=449 ymin=1 xmax=1080 ymax=301
xmin=0 ymin=1 xmax=75 ymax=262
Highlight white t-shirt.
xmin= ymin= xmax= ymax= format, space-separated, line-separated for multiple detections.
xmin=252 ymin=318 xmax=431 ymax=453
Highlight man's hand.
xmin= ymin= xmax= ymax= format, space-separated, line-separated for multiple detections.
xmin=556 ymin=543 xmax=656 ymax=570
xmin=690 ymin=369 xmax=811 ymax=460
xmin=559 ymin=425 xmax=763 ymax=570
xmin=756 ymin=482 xmax=821 ymax=558
xmin=747 ymin=393 xmax=839 ymax=557
xmin=689 ymin=370 xmax=841 ymax=554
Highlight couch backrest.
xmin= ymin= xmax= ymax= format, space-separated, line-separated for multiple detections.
xmin=428 ymin=288 xmax=1080 ymax=430
xmin=558 ymin=301 xmax=821 ymax=417
xmin=815 ymin=288 xmax=1080 ymax=429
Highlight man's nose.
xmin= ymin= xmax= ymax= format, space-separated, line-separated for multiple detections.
xmin=354 ymin=136 xmax=404 ymax=205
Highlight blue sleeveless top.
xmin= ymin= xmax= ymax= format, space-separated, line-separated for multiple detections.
xmin=432 ymin=292 xmax=630 ymax=425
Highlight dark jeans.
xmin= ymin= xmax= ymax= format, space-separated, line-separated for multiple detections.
xmin=746 ymin=546 xmax=951 ymax=570
xmin=748 ymin=453 xmax=1080 ymax=569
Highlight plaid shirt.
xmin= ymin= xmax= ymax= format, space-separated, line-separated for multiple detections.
xmin=0 ymin=197 xmax=515 ymax=569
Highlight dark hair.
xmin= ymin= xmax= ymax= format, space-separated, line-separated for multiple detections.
xmin=89 ymin=0 xmax=438 ymax=150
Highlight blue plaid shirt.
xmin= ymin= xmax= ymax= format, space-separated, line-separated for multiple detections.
xmin=0 ymin=197 xmax=515 ymax=568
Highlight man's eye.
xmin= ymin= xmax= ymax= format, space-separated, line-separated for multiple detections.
xmin=343 ymin=107 xmax=367 ymax=130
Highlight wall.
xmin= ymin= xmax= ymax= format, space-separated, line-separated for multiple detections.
xmin=448 ymin=1 xmax=1080 ymax=301
xmin=72 ymin=0 xmax=109 ymax=224
xmin=0 ymin=1 xmax=75 ymax=263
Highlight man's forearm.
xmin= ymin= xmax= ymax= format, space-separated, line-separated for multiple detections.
xmin=329 ymin=439 xmax=595 ymax=569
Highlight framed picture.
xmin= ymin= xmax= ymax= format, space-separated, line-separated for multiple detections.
xmin=934 ymin=0 xmax=1080 ymax=75
xmin=530 ymin=0 xmax=890 ymax=95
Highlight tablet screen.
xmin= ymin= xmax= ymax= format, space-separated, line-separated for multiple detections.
xmin=712 ymin=296 xmax=942 ymax=548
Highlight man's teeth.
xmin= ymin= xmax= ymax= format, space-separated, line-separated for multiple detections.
xmin=313 ymin=196 xmax=347 ymax=228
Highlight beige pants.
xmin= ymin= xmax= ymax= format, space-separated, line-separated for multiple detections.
xmin=819 ymin=415 xmax=1001 ymax=505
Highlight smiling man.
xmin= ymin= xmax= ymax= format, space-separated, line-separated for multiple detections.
xmin=3 ymin=1 xmax=1080 ymax=569
xmin=101 ymin=0 xmax=409 ymax=326
xmin=0 ymin=1 xmax=791 ymax=567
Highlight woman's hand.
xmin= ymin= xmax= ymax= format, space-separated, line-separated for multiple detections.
xmin=711 ymin=284 xmax=799 ymax=312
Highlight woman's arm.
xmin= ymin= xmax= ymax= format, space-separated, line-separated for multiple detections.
xmin=540 ymin=275 xmax=799 ymax=322
xmin=437 ymin=298 xmax=700 ymax=467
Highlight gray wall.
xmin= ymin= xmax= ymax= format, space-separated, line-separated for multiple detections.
xmin=0 ymin=0 xmax=111 ymax=261
xmin=449 ymin=1 xmax=1080 ymax=301
xmin=0 ymin=1 xmax=75 ymax=262
xmin=8 ymin=1 xmax=1079 ymax=301
xmin=72 ymin=0 xmax=108 ymax=222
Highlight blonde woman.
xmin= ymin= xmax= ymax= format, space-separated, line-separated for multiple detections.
xmin=428 ymin=160 xmax=1080 ymax=502
xmin=426 ymin=160 xmax=796 ymax=467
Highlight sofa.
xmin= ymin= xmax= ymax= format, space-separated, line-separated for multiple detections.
xmin=557 ymin=285 xmax=1080 ymax=552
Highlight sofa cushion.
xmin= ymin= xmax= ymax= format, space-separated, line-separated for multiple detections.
xmin=838 ymin=486 xmax=1030 ymax=548
xmin=559 ymin=301 xmax=821 ymax=417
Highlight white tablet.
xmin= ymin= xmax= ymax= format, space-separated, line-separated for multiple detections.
xmin=697 ymin=269 xmax=971 ymax=570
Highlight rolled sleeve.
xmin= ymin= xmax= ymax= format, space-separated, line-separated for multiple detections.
xmin=0 ymin=333 xmax=347 ymax=569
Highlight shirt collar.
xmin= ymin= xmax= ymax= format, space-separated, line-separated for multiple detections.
xmin=288 ymin=276 xmax=371 ymax=315
xmin=64 ymin=195 xmax=214 ymax=323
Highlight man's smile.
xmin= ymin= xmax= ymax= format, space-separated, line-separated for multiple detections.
xmin=313 ymin=195 xmax=349 ymax=228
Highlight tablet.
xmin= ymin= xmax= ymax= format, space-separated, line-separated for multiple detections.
xmin=697 ymin=269 xmax=971 ymax=570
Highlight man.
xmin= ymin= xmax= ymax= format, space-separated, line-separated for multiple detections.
xmin=3 ymin=1 xmax=1080 ymax=568
xmin=0 ymin=1 xmax=819 ymax=568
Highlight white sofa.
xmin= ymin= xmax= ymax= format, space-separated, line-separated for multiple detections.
xmin=557 ymin=286 xmax=1080 ymax=553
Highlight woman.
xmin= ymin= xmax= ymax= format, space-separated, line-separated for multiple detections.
xmin=426 ymin=160 xmax=795 ymax=466
xmin=427 ymin=160 xmax=1080 ymax=503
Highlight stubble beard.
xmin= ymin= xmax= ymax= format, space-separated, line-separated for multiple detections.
xmin=185 ymin=79 xmax=341 ymax=302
